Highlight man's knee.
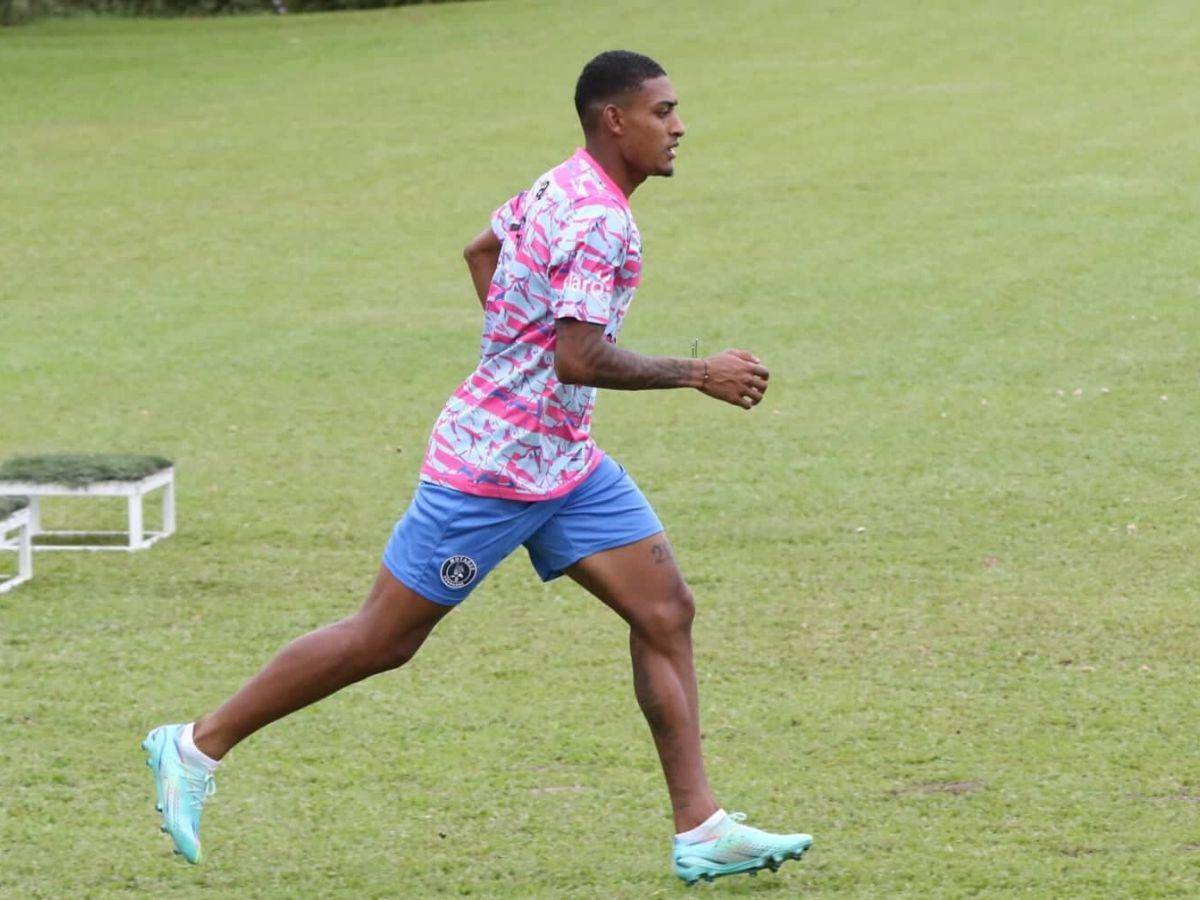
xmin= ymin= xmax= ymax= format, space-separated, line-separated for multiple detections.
xmin=634 ymin=578 xmax=696 ymax=640
xmin=343 ymin=612 xmax=426 ymax=675
xmin=371 ymin=634 xmax=421 ymax=673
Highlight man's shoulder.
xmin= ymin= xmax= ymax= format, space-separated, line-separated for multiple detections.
xmin=567 ymin=192 xmax=631 ymax=226
xmin=554 ymin=198 xmax=633 ymax=259
xmin=528 ymin=182 xmax=630 ymax=239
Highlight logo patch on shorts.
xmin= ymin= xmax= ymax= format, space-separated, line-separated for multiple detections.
xmin=439 ymin=555 xmax=478 ymax=590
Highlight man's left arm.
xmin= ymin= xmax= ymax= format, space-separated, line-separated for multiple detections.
xmin=463 ymin=228 xmax=501 ymax=309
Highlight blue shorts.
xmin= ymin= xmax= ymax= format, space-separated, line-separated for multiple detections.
xmin=382 ymin=456 xmax=663 ymax=606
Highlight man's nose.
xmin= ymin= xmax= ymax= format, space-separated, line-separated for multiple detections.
xmin=672 ymin=116 xmax=686 ymax=138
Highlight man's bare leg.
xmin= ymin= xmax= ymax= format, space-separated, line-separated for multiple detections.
xmin=192 ymin=566 xmax=450 ymax=760
xmin=566 ymin=533 xmax=719 ymax=832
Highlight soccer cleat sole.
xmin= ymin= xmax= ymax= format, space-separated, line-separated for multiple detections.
xmin=143 ymin=734 xmax=170 ymax=842
xmin=678 ymin=846 xmax=810 ymax=887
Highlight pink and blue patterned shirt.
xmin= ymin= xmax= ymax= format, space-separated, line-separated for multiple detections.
xmin=420 ymin=149 xmax=642 ymax=500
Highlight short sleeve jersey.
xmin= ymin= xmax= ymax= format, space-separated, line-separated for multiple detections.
xmin=420 ymin=149 xmax=642 ymax=500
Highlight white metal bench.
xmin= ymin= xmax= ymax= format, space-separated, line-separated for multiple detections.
xmin=0 ymin=454 xmax=175 ymax=552
xmin=0 ymin=497 xmax=33 ymax=592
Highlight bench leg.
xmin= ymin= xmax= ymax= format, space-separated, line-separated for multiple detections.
xmin=28 ymin=497 xmax=42 ymax=536
xmin=128 ymin=494 xmax=144 ymax=550
xmin=162 ymin=478 xmax=176 ymax=537
xmin=18 ymin=521 xmax=32 ymax=581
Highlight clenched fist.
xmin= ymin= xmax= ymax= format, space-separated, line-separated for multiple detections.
xmin=700 ymin=349 xmax=770 ymax=409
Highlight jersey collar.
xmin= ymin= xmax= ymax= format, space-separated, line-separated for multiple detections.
xmin=575 ymin=148 xmax=631 ymax=210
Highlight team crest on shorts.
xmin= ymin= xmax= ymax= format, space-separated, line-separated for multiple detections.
xmin=440 ymin=555 xmax=478 ymax=589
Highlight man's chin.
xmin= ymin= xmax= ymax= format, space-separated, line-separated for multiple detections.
xmin=652 ymin=163 xmax=676 ymax=178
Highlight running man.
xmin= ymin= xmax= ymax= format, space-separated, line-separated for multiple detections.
xmin=143 ymin=50 xmax=812 ymax=886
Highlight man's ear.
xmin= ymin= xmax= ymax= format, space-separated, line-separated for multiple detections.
xmin=600 ymin=103 xmax=625 ymax=136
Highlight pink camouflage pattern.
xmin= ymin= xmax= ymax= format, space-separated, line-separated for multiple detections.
xmin=420 ymin=149 xmax=643 ymax=500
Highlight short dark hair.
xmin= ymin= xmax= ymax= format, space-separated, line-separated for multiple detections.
xmin=574 ymin=50 xmax=667 ymax=131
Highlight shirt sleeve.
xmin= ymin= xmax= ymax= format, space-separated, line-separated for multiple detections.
xmin=548 ymin=204 xmax=627 ymax=326
xmin=490 ymin=191 xmax=528 ymax=241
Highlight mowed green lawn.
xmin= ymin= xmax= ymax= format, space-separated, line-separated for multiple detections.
xmin=2 ymin=1 xmax=1198 ymax=895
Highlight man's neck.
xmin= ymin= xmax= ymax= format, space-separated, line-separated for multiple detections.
xmin=583 ymin=141 xmax=644 ymax=200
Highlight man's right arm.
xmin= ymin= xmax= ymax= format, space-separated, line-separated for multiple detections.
xmin=555 ymin=318 xmax=770 ymax=409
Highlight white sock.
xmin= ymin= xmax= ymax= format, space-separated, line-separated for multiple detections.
xmin=177 ymin=722 xmax=220 ymax=772
xmin=675 ymin=808 xmax=728 ymax=844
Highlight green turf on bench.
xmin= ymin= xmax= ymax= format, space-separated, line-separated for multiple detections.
xmin=0 ymin=454 xmax=172 ymax=487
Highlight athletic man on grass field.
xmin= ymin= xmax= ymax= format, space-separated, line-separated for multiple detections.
xmin=143 ymin=50 xmax=812 ymax=886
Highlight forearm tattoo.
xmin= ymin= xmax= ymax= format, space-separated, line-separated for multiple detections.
xmin=586 ymin=343 xmax=699 ymax=391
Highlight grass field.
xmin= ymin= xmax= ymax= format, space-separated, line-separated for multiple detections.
xmin=2 ymin=1 xmax=1199 ymax=895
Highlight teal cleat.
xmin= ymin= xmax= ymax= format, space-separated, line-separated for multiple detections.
xmin=141 ymin=724 xmax=215 ymax=864
xmin=672 ymin=812 xmax=812 ymax=886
